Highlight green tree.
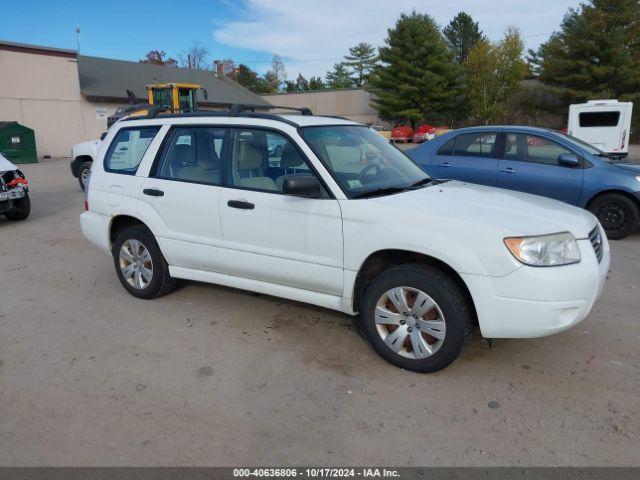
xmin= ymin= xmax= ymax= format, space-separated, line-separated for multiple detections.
xmin=369 ymin=12 xmax=461 ymax=126
xmin=443 ymin=12 xmax=484 ymax=64
xmin=295 ymin=73 xmax=309 ymax=91
xmin=235 ymin=64 xmax=274 ymax=94
xmin=465 ymin=27 xmax=528 ymax=124
xmin=325 ymin=62 xmax=354 ymax=88
xmin=344 ymin=42 xmax=379 ymax=87
xmin=529 ymin=0 xmax=640 ymax=100
xmin=308 ymin=76 xmax=325 ymax=90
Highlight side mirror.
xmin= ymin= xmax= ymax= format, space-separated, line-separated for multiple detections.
xmin=282 ymin=176 xmax=322 ymax=198
xmin=558 ymin=153 xmax=580 ymax=167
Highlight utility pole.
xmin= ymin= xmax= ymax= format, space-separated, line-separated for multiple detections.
xmin=75 ymin=26 xmax=81 ymax=54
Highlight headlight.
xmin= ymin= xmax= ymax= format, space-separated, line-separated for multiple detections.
xmin=504 ymin=232 xmax=581 ymax=267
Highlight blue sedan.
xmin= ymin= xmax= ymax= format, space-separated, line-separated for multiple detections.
xmin=408 ymin=126 xmax=640 ymax=239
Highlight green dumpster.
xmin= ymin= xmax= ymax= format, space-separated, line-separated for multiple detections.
xmin=0 ymin=121 xmax=38 ymax=163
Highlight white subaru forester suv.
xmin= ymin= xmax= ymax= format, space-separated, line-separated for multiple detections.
xmin=81 ymin=107 xmax=610 ymax=373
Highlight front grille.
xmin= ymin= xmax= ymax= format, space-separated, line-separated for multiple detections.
xmin=589 ymin=226 xmax=604 ymax=263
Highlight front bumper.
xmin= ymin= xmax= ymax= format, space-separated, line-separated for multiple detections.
xmin=462 ymin=235 xmax=610 ymax=338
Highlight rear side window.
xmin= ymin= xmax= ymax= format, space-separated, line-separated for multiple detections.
xmin=579 ymin=111 xmax=620 ymax=127
xmin=104 ymin=127 xmax=160 ymax=174
xmin=438 ymin=133 xmax=497 ymax=157
xmin=436 ymin=138 xmax=455 ymax=156
xmin=453 ymin=133 xmax=496 ymax=157
xmin=154 ymin=127 xmax=225 ymax=185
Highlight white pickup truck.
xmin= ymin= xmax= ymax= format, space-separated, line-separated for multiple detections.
xmin=70 ymin=133 xmax=105 ymax=190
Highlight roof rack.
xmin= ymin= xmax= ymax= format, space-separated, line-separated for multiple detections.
xmin=229 ymin=104 xmax=313 ymax=117
xmin=118 ymin=103 xmax=316 ymax=126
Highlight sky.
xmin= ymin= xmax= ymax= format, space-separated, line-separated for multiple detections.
xmin=1 ymin=0 xmax=581 ymax=79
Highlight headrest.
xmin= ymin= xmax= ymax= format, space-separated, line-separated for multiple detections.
xmin=173 ymin=144 xmax=195 ymax=165
xmin=280 ymin=143 xmax=305 ymax=169
xmin=237 ymin=141 xmax=263 ymax=171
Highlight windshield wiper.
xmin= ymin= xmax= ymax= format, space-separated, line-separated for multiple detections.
xmin=352 ymin=186 xmax=408 ymax=199
xmin=409 ymin=177 xmax=435 ymax=188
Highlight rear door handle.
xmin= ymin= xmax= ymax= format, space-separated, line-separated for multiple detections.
xmin=227 ymin=200 xmax=255 ymax=210
xmin=143 ymin=188 xmax=164 ymax=197
xmin=500 ymin=167 xmax=516 ymax=174
xmin=438 ymin=162 xmax=452 ymax=168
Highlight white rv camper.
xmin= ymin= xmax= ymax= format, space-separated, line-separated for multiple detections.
xmin=567 ymin=100 xmax=633 ymax=157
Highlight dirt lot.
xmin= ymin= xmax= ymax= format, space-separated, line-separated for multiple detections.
xmin=0 ymin=158 xmax=638 ymax=466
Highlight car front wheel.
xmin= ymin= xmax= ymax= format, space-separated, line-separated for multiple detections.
xmin=112 ymin=225 xmax=176 ymax=299
xmin=588 ymin=193 xmax=639 ymax=240
xmin=360 ymin=264 xmax=474 ymax=373
xmin=78 ymin=161 xmax=92 ymax=191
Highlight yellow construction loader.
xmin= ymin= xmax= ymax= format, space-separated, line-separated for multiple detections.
xmin=107 ymin=83 xmax=207 ymax=127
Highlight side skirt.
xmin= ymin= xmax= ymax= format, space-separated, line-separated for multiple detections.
xmin=169 ymin=266 xmax=348 ymax=313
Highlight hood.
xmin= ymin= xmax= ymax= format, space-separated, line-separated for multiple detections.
xmin=0 ymin=153 xmax=17 ymax=172
xmin=370 ymin=180 xmax=597 ymax=239
xmin=613 ymin=163 xmax=640 ymax=174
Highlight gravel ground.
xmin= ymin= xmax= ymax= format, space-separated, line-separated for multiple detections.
xmin=0 ymin=158 xmax=638 ymax=466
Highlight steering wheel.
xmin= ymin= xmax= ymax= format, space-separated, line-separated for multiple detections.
xmin=358 ymin=162 xmax=380 ymax=182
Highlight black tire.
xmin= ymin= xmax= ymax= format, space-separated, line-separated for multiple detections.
xmin=360 ymin=263 xmax=474 ymax=373
xmin=78 ymin=161 xmax=92 ymax=191
xmin=112 ymin=225 xmax=176 ymax=299
xmin=588 ymin=193 xmax=639 ymax=240
xmin=5 ymin=192 xmax=31 ymax=221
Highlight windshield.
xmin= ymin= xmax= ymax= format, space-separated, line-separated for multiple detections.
xmin=300 ymin=125 xmax=430 ymax=198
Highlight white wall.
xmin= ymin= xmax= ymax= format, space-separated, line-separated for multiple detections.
xmin=0 ymin=49 xmax=119 ymax=157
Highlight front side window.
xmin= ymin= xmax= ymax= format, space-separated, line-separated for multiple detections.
xmin=155 ymin=127 xmax=224 ymax=185
xmin=300 ymin=125 xmax=429 ymax=197
xmin=229 ymin=129 xmax=314 ymax=193
xmin=579 ymin=111 xmax=620 ymax=127
xmin=505 ymin=133 xmax=572 ymax=165
xmin=104 ymin=127 xmax=159 ymax=174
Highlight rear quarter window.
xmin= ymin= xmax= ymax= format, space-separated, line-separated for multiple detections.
xmin=104 ymin=126 xmax=160 ymax=174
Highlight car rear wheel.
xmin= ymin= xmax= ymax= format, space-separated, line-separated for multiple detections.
xmin=588 ymin=193 xmax=639 ymax=240
xmin=4 ymin=192 xmax=31 ymax=221
xmin=112 ymin=225 xmax=176 ymax=299
xmin=360 ymin=264 xmax=474 ymax=373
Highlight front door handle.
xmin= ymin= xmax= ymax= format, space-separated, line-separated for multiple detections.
xmin=227 ymin=200 xmax=255 ymax=210
xmin=143 ymin=188 xmax=164 ymax=197
xmin=500 ymin=167 xmax=516 ymax=174
xmin=438 ymin=162 xmax=452 ymax=168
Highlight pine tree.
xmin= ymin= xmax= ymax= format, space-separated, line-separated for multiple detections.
xmin=235 ymin=64 xmax=275 ymax=94
xmin=529 ymin=0 xmax=640 ymax=100
xmin=325 ymin=62 xmax=354 ymax=89
xmin=344 ymin=42 xmax=379 ymax=87
xmin=443 ymin=12 xmax=484 ymax=64
xmin=308 ymin=76 xmax=325 ymax=90
xmin=369 ymin=12 xmax=461 ymax=126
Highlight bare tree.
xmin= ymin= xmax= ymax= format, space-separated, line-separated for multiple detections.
xmin=179 ymin=41 xmax=210 ymax=69
xmin=265 ymin=54 xmax=286 ymax=91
